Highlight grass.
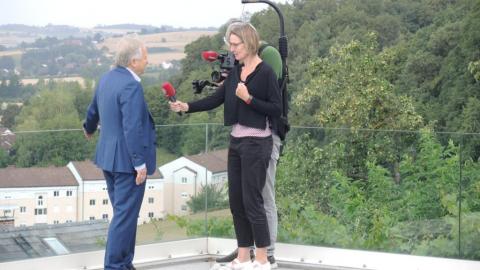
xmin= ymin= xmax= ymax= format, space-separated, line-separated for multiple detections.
xmin=136 ymin=208 xmax=231 ymax=244
xmin=156 ymin=147 xmax=178 ymax=166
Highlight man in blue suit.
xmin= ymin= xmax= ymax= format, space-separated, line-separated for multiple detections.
xmin=83 ymin=37 xmax=156 ymax=270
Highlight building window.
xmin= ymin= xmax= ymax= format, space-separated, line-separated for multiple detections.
xmin=37 ymin=195 xmax=44 ymax=206
xmin=181 ymin=205 xmax=187 ymax=211
xmin=181 ymin=192 xmax=188 ymax=198
xmin=20 ymin=206 xmax=26 ymax=213
xmin=35 ymin=208 xmax=47 ymax=215
xmin=102 ymin=214 xmax=108 ymax=220
xmin=53 ymin=220 xmax=59 ymax=224
xmin=66 ymin=190 xmax=73 ymax=196
xmin=89 ymin=199 xmax=95 ymax=206
xmin=102 ymin=199 xmax=108 ymax=205
xmin=148 ymin=197 xmax=154 ymax=204
xmin=148 ymin=212 xmax=154 ymax=218
xmin=53 ymin=191 xmax=59 ymax=197
xmin=89 ymin=216 xmax=95 ymax=220
xmin=181 ymin=177 xmax=187 ymax=183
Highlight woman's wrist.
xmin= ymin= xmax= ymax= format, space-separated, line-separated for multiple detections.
xmin=245 ymin=95 xmax=253 ymax=105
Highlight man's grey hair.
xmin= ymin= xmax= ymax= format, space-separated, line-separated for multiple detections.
xmin=114 ymin=37 xmax=144 ymax=67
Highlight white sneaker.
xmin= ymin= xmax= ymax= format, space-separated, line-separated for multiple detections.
xmin=214 ymin=259 xmax=253 ymax=270
xmin=252 ymin=260 xmax=271 ymax=270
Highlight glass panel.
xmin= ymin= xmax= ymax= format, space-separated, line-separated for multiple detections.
xmin=203 ymin=124 xmax=234 ymax=241
xmin=137 ymin=124 xmax=208 ymax=244
xmin=458 ymin=133 xmax=480 ymax=260
xmin=276 ymin=127 xmax=465 ymax=259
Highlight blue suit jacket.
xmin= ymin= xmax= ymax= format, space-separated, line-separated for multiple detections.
xmin=84 ymin=67 xmax=157 ymax=175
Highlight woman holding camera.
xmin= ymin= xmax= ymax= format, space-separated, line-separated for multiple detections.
xmin=170 ymin=22 xmax=281 ymax=270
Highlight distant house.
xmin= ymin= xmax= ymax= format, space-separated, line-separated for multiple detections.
xmin=0 ymin=127 xmax=16 ymax=152
xmin=159 ymin=149 xmax=228 ymax=215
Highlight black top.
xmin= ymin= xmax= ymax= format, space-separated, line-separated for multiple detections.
xmin=187 ymin=62 xmax=281 ymax=130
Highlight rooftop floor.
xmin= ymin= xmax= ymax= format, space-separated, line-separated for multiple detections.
xmin=1 ymin=237 xmax=479 ymax=270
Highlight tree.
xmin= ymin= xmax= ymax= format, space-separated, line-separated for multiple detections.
xmin=0 ymin=148 xmax=9 ymax=168
xmin=1 ymin=104 xmax=22 ymax=129
xmin=295 ymin=34 xmax=423 ymax=180
xmin=0 ymin=56 xmax=15 ymax=70
xmin=186 ymin=184 xmax=228 ymax=213
xmin=12 ymin=84 xmax=95 ymax=167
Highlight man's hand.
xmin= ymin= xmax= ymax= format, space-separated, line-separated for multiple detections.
xmin=135 ymin=167 xmax=147 ymax=185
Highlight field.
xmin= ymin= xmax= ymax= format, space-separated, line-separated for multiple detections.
xmin=21 ymin=76 xmax=91 ymax=88
xmin=0 ymin=49 xmax=22 ymax=57
xmin=98 ymin=31 xmax=217 ymax=65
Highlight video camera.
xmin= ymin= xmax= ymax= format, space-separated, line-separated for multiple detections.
xmin=192 ymin=50 xmax=237 ymax=94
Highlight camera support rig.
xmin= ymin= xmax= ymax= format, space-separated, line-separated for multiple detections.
xmin=242 ymin=0 xmax=290 ymax=139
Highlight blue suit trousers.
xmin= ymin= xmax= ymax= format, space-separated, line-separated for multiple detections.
xmin=103 ymin=171 xmax=145 ymax=270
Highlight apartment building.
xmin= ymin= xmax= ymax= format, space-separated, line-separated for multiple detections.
xmin=159 ymin=149 xmax=227 ymax=216
xmin=0 ymin=149 xmax=228 ymax=227
xmin=67 ymin=161 xmax=164 ymax=224
xmin=0 ymin=166 xmax=78 ymax=227
xmin=0 ymin=161 xmax=164 ymax=227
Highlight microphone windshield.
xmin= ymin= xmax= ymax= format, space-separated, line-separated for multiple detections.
xmin=161 ymin=82 xmax=176 ymax=97
xmin=201 ymin=51 xmax=219 ymax=62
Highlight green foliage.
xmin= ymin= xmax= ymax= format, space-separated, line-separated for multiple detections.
xmin=11 ymin=82 xmax=96 ymax=167
xmin=277 ymin=199 xmax=353 ymax=247
xmin=1 ymin=104 xmax=22 ymax=128
xmin=20 ymin=37 xmax=110 ymax=77
xmin=149 ymin=218 xmax=165 ymax=240
xmin=0 ymin=56 xmax=15 ymax=70
xmin=13 ymin=132 xmax=95 ymax=167
xmin=169 ymin=215 xmax=234 ymax=238
xmin=186 ymin=184 xmax=229 ymax=213
xmin=0 ymin=148 xmax=9 ymax=168
xmin=277 ymin=129 xmax=480 ymax=258
xmin=469 ymin=60 xmax=480 ymax=81
xmin=0 ymin=74 xmax=36 ymax=101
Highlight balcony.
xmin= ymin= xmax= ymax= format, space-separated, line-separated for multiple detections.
xmin=1 ymin=124 xmax=480 ymax=269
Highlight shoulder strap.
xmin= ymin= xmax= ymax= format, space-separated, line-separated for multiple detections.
xmin=258 ymin=43 xmax=269 ymax=55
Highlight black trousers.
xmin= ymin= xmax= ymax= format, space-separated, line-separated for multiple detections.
xmin=228 ymin=135 xmax=272 ymax=248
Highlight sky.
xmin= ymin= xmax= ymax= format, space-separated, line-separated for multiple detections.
xmin=0 ymin=0 xmax=290 ymax=28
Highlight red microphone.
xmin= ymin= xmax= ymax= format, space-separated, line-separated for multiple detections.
xmin=162 ymin=82 xmax=177 ymax=102
xmin=201 ymin=51 xmax=219 ymax=62
xmin=162 ymin=82 xmax=182 ymax=115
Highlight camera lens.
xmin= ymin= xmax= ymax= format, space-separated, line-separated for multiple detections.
xmin=211 ymin=71 xmax=221 ymax=83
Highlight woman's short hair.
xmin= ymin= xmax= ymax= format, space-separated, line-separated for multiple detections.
xmin=225 ymin=22 xmax=260 ymax=55
xmin=114 ymin=37 xmax=144 ymax=67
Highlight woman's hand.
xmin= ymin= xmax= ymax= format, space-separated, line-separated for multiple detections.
xmin=169 ymin=101 xmax=189 ymax=112
xmin=236 ymin=82 xmax=251 ymax=102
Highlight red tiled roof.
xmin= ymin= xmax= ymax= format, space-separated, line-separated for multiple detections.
xmin=0 ymin=166 xmax=78 ymax=188
xmin=185 ymin=149 xmax=228 ymax=173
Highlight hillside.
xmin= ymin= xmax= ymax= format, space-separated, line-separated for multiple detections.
xmin=98 ymin=31 xmax=217 ymax=65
